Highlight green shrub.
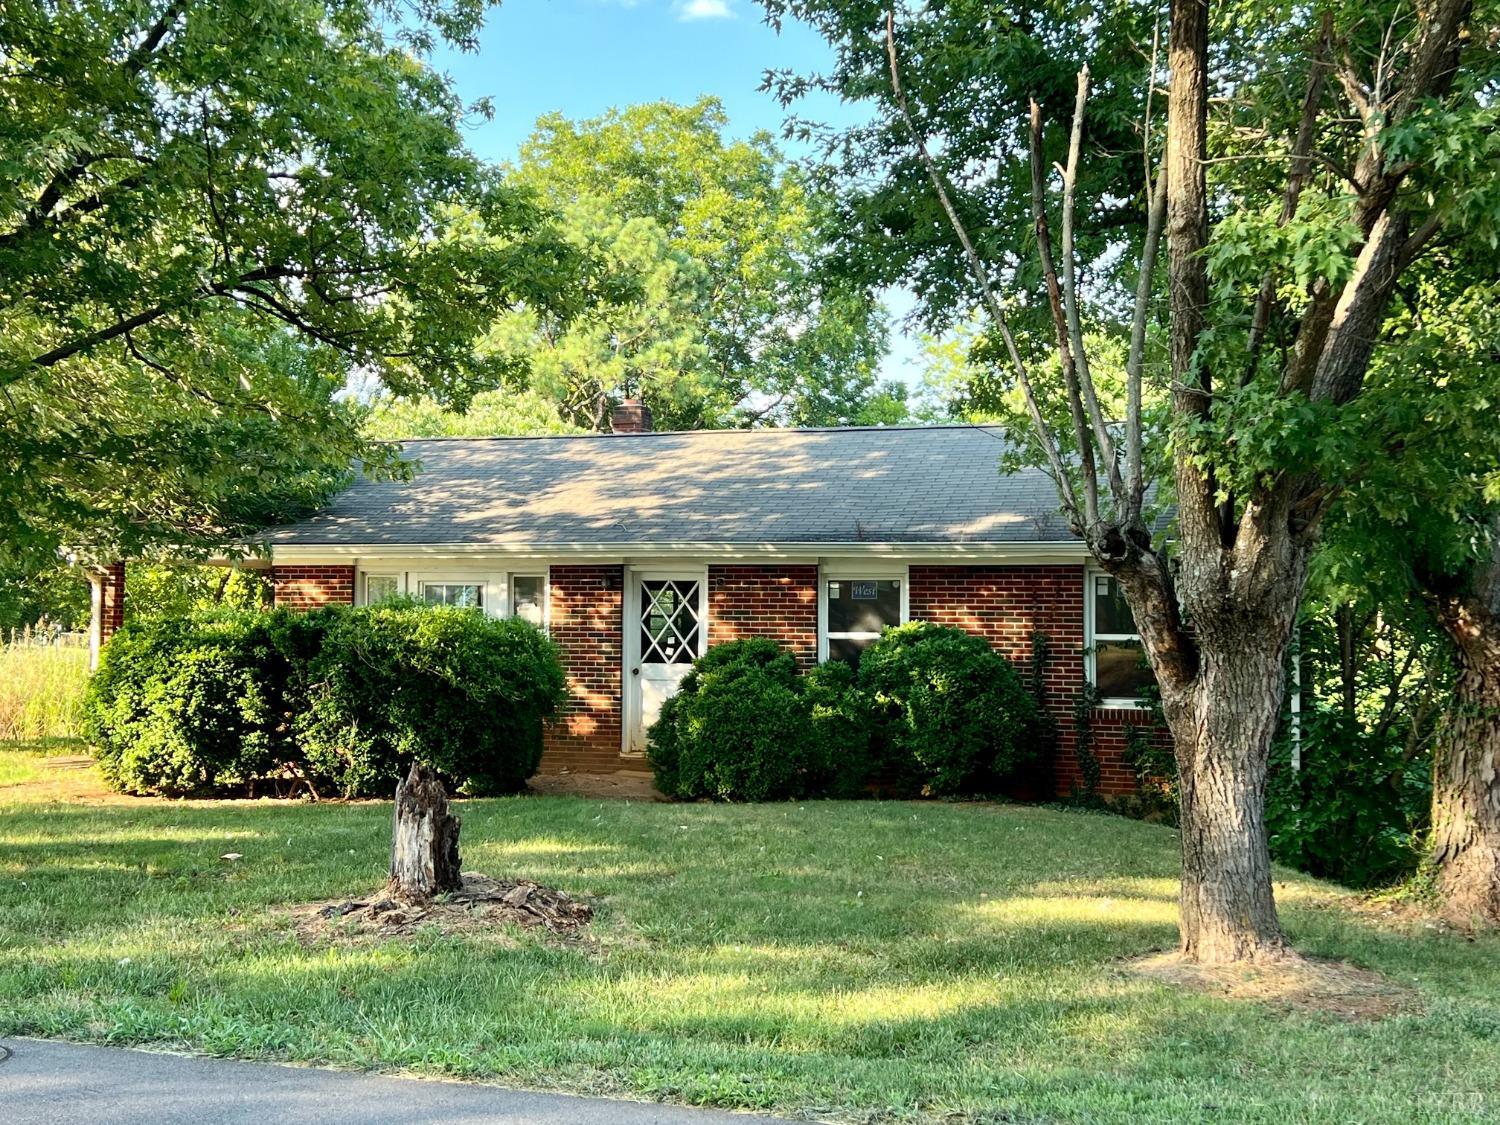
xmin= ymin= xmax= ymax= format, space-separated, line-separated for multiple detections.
xmin=648 ymin=638 xmax=870 ymax=801
xmin=82 ymin=610 xmax=296 ymax=796
xmin=1265 ymin=710 xmax=1430 ymax=888
xmin=295 ymin=600 xmax=567 ymax=797
xmin=859 ymin=622 xmax=1039 ymax=795
xmin=82 ymin=601 xmax=567 ymax=799
xmin=803 ymin=659 xmax=872 ymax=799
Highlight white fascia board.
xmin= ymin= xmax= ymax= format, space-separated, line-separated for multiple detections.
xmin=264 ymin=540 xmax=1093 ymax=566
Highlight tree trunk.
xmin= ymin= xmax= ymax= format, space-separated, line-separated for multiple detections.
xmin=1114 ymin=542 xmax=1304 ymax=964
xmin=389 ymin=762 xmax=462 ymax=902
xmin=1164 ymin=638 xmax=1296 ymax=962
xmin=1431 ymin=552 xmax=1500 ymax=927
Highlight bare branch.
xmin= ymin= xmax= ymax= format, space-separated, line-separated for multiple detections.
xmin=1029 ymin=98 xmax=1099 ymax=525
xmin=883 ymin=10 xmax=1080 ymax=523
xmin=1125 ymin=163 xmax=1168 ymax=515
xmin=1058 ymin=66 xmax=1122 ymax=500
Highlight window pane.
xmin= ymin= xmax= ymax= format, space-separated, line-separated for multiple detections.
xmin=640 ymin=580 xmax=700 ymax=664
xmin=511 ymin=576 xmax=544 ymax=626
xmin=365 ymin=575 xmax=398 ymax=604
xmin=827 ymin=635 xmax=874 ymax=670
xmin=827 ymin=579 xmax=901 ymax=634
xmin=1095 ymin=639 xmax=1155 ymax=700
xmin=422 ymin=583 xmax=482 ymax=608
xmin=1093 ymin=575 xmax=1137 ymax=636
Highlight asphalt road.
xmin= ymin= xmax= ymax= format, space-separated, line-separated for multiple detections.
xmin=0 ymin=1038 xmax=792 ymax=1124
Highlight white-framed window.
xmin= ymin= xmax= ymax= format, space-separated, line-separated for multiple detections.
xmin=363 ymin=574 xmax=401 ymax=605
xmin=510 ymin=574 xmax=546 ymax=627
xmin=418 ymin=579 xmax=484 ymax=609
xmin=1086 ymin=571 xmax=1154 ymax=705
xmin=821 ymin=571 xmax=907 ymax=668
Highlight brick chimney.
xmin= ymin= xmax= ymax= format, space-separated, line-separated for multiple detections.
xmin=611 ymin=398 xmax=653 ymax=433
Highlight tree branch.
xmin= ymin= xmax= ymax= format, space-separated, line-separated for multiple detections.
xmin=1125 ymin=163 xmax=1168 ymax=519
xmin=1057 ymin=67 xmax=1123 ymax=502
xmin=1244 ymin=12 xmax=1333 ymax=387
xmin=884 ymin=9 xmax=1080 ymax=524
xmin=1029 ymin=99 xmax=1099 ymax=526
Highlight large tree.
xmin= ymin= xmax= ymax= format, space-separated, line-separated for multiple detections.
xmin=1320 ymin=262 xmax=1500 ymax=925
xmin=504 ymin=98 xmax=901 ymax=429
xmin=1 ymin=0 xmax=583 ymax=568
xmin=767 ymin=0 xmax=1497 ymax=961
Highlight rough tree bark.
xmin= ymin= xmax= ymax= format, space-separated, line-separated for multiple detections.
xmin=1429 ymin=531 xmax=1500 ymax=928
xmin=389 ymin=761 xmax=462 ymax=902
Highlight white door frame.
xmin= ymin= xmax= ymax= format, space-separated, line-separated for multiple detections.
xmin=621 ymin=565 xmax=709 ymax=756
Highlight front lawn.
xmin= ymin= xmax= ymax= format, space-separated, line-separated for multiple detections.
xmin=1 ymin=747 xmax=1496 ymax=1123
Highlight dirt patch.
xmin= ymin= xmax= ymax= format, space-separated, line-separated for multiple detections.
xmin=292 ymin=873 xmax=593 ymax=942
xmin=1124 ymin=950 xmax=1424 ymax=1021
xmin=528 ymin=770 xmax=664 ymax=800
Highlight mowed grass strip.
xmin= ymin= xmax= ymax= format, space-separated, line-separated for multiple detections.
xmin=1 ymin=748 xmax=1497 ymax=1124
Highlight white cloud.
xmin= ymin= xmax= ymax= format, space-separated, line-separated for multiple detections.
xmin=679 ymin=0 xmax=734 ymax=20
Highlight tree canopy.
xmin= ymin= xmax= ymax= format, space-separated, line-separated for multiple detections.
xmin=498 ymin=98 xmax=903 ymax=430
xmin=1 ymin=0 xmax=586 ymax=569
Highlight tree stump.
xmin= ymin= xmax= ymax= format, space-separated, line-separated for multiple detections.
xmin=388 ymin=761 xmax=462 ymax=902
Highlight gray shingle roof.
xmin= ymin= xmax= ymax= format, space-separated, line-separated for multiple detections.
xmin=260 ymin=425 xmax=1078 ymax=548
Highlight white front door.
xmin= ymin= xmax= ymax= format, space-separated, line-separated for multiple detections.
xmin=626 ymin=573 xmax=706 ymax=755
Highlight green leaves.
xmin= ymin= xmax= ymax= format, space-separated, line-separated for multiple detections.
xmin=504 ymin=98 xmax=895 ymax=430
xmin=0 ymin=0 xmax=576 ymax=567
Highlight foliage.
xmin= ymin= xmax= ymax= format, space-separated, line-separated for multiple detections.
xmin=1068 ymin=683 xmax=1104 ymax=804
xmin=80 ymin=602 xmax=566 ymax=798
xmin=648 ymin=639 xmax=870 ymax=801
xmin=125 ymin=563 xmax=271 ymax=619
xmin=294 ymin=600 xmax=567 ymax=797
xmin=0 ymin=562 xmax=90 ymax=633
xmin=859 ymin=622 xmax=1038 ymax=796
xmin=504 ymin=99 xmax=901 ymax=430
xmin=1019 ymin=629 xmax=1059 ymax=795
xmin=1 ymin=0 xmax=586 ymax=571
xmin=362 ymin=387 xmax=583 ymax=439
xmin=0 ymin=631 xmax=90 ymax=741
xmin=82 ymin=610 xmax=295 ymax=796
xmin=1266 ymin=710 xmax=1431 ymax=889
xmin=801 ymin=658 xmax=874 ymax=799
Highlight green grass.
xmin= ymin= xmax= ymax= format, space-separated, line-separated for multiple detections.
xmin=0 ymin=637 xmax=90 ymax=740
xmin=2 ymin=748 xmax=1497 ymax=1123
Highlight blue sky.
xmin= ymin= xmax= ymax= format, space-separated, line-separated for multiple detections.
xmin=428 ymin=0 xmax=924 ymax=388
xmin=430 ymin=0 xmax=854 ymax=165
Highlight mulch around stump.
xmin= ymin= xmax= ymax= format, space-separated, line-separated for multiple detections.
xmin=1123 ymin=950 xmax=1424 ymax=1021
xmin=292 ymin=872 xmax=593 ymax=942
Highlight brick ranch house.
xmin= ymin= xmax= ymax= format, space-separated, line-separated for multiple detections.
xmin=88 ymin=409 xmax=1158 ymax=796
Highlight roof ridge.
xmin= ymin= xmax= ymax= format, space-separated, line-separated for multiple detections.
xmin=374 ymin=422 xmax=1005 ymax=445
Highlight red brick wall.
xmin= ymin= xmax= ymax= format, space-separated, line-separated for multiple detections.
xmin=542 ymin=565 xmax=624 ymax=772
xmin=908 ymin=564 xmax=1152 ymax=797
xmin=98 ymin=562 xmax=126 ymax=643
xmin=271 ymin=565 xmax=354 ymax=610
xmin=707 ymin=565 xmax=818 ymax=668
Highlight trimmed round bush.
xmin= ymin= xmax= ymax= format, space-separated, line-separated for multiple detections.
xmin=647 ymin=638 xmax=870 ymax=801
xmin=802 ymin=658 xmax=872 ymax=799
xmin=294 ymin=600 xmax=567 ymax=797
xmin=83 ymin=610 xmax=297 ymax=796
xmin=859 ymin=622 xmax=1039 ymax=796
xmin=82 ymin=601 xmax=567 ymax=798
